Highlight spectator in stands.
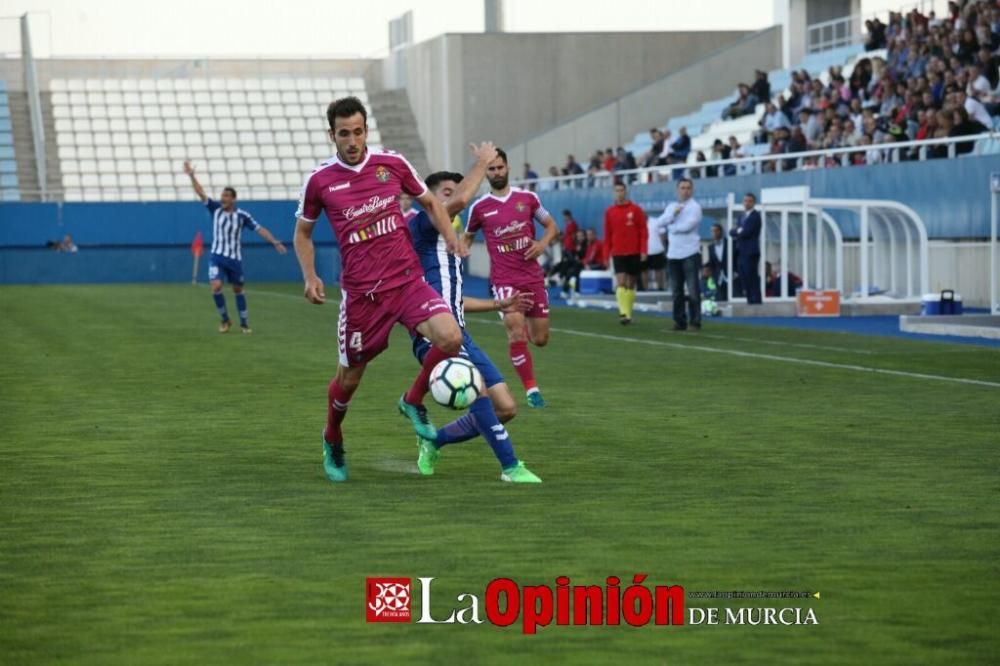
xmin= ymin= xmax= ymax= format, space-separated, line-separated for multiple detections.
xmin=950 ymin=106 xmax=989 ymax=154
xmin=722 ymin=83 xmax=758 ymax=119
xmin=757 ymin=102 xmax=790 ymax=144
xmin=538 ymin=166 xmax=560 ymax=191
xmin=730 ymin=192 xmax=762 ymax=305
xmin=751 ymin=70 xmax=771 ymax=105
xmin=642 ymin=128 xmax=666 ymax=167
xmin=523 ymin=163 xmax=539 ymax=191
xmin=602 ymin=148 xmax=617 ymax=174
xmin=655 ymin=178 xmax=703 ymax=331
xmin=956 ymin=87 xmax=992 ymax=126
xmin=866 ymin=18 xmax=887 ymax=50
xmin=582 ymin=229 xmax=606 ymax=270
xmin=561 ymin=210 xmax=579 ymax=255
xmin=707 ymin=139 xmax=731 ymax=177
xmin=57 ymin=234 xmax=78 ymax=253
xmin=615 ymin=147 xmax=637 ymax=178
xmin=799 ymin=108 xmax=823 ymax=147
xmin=706 ymin=223 xmax=728 ymax=301
xmin=666 ymin=127 xmax=691 ymax=163
xmin=976 ymin=48 xmax=999 ymax=89
xmin=928 ymin=113 xmax=954 ymax=158
xmin=564 ymin=154 xmax=584 ymax=183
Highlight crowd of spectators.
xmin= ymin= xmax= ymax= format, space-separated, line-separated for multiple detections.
xmin=528 ymin=1 xmax=999 ymax=187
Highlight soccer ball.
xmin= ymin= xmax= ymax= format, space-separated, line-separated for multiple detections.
xmin=429 ymin=358 xmax=486 ymax=410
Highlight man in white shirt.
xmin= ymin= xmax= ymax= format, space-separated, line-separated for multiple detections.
xmin=655 ymin=178 xmax=704 ymax=331
xmin=958 ymin=89 xmax=992 ymax=127
xmin=644 ymin=209 xmax=668 ymax=291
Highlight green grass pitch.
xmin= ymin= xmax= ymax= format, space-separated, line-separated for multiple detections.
xmin=1 ymin=283 xmax=998 ymax=665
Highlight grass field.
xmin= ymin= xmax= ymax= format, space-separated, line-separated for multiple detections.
xmin=2 ymin=282 xmax=999 ymax=665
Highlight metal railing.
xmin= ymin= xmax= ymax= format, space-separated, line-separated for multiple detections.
xmin=516 ymin=132 xmax=1000 ymax=191
xmin=806 ymin=0 xmax=938 ymax=53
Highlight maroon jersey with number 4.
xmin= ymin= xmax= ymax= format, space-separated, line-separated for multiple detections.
xmin=296 ymin=148 xmax=428 ymax=294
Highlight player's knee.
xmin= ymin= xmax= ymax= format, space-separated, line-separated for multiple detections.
xmin=438 ymin=330 xmax=463 ymax=355
xmin=232 ymin=285 xmax=243 ymax=294
xmin=533 ymin=332 xmax=550 ymax=347
xmin=495 ymin=402 xmax=517 ymax=423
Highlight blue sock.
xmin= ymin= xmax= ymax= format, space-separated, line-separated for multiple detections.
xmin=235 ymin=293 xmax=248 ymax=326
xmin=213 ymin=292 xmax=229 ymax=321
xmin=435 ymin=414 xmax=479 ymax=447
xmin=469 ymin=396 xmax=518 ymax=470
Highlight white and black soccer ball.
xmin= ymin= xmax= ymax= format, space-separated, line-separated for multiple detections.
xmin=429 ymin=357 xmax=486 ymax=410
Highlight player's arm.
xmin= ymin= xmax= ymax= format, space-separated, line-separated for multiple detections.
xmin=463 ymin=291 xmax=533 ymax=314
xmin=416 ymin=190 xmax=469 ymax=258
xmin=670 ymin=203 xmax=702 ymax=233
xmin=293 ymin=218 xmax=324 ymax=304
xmin=524 ymin=214 xmax=558 ymax=261
xmin=254 ymin=224 xmax=287 ymax=255
xmin=183 ymin=161 xmax=207 ymax=202
xmin=444 ymin=142 xmax=497 ymax=217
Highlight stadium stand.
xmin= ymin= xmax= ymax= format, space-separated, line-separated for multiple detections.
xmin=0 ymin=80 xmax=19 ymax=202
xmin=49 ymin=76 xmax=379 ymax=201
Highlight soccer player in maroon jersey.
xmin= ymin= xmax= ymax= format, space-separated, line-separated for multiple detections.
xmin=464 ymin=149 xmax=558 ymax=408
xmin=293 ymin=96 xmax=468 ymax=483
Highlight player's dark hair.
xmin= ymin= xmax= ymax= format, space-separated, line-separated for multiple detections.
xmin=677 ymin=177 xmax=693 ymax=187
xmin=425 ymin=171 xmax=464 ymax=191
xmin=223 ymin=186 xmax=237 ymax=199
xmin=614 ymin=181 xmax=627 ymax=190
xmin=327 ymin=96 xmax=367 ymax=129
xmin=745 ymin=192 xmax=757 ymax=201
xmin=562 ymin=209 xmax=572 ymax=217
xmin=495 ymin=148 xmax=508 ymax=165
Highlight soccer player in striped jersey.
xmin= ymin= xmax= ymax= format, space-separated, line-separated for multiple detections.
xmin=408 ymin=142 xmax=541 ymax=483
xmin=183 ymin=161 xmax=286 ymax=333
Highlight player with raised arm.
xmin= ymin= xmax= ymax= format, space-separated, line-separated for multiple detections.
xmin=408 ymin=142 xmax=542 ymax=483
xmin=293 ymin=96 xmax=468 ymax=483
xmin=183 ymin=161 xmax=286 ymax=333
xmin=464 ymin=149 xmax=558 ymax=408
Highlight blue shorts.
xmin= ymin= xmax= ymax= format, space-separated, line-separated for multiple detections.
xmin=208 ymin=254 xmax=245 ymax=285
xmin=412 ymin=329 xmax=504 ymax=389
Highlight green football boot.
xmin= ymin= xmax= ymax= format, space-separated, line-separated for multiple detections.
xmin=500 ymin=461 xmax=542 ymax=483
xmin=526 ymin=389 xmax=546 ymax=409
xmin=397 ymin=394 xmax=438 ymax=440
xmin=322 ymin=439 xmax=348 ymax=483
xmin=416 ymin=436 xmax=440 ymax=476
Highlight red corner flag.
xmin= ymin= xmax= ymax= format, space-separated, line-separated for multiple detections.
xmin=191 ymin=231 xmax=204 ymax=258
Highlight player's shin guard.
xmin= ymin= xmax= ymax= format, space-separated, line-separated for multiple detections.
xmin=509 ymin=340 xmax=537 ymax=391
xmin=469 ymin=397 xmax=517 ymax=469
xmin=213 ymin=292 xmax=229 ymax=321
xmin=404 ymin=345 xmax=456 ymax=406
xmin=324 ymin=379 xmax=352 ymax=445
xmin=235 ymin=293 xmax=248 ymax=327
xmin=435 ymin=414 xmax=480 ymax=447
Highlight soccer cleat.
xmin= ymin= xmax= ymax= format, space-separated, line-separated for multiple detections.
xmin=620 ymin=316 xmax=633 ymax=326
xmin=501 ymin=461 xmax=542 ymax=483
xmin=322 ymin=439 xmax=348 ymax=483
xmin=241 ymin=325 xmax=252 ymax=335
xmin=397 ymin=395 xmax=437 ymax=440
xmin=672 ymin=323 xmax=687 ymax=331
xmin=416 ymin=436 xmax=440 ymax=476
xmin=526 ymin=389 xmax=546 ymax=409
xmin=219 ymin=319 xmax=232 ymax=333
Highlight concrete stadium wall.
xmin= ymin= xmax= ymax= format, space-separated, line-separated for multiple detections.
xmin=506 ymin=26 xmax=783 ymax=172
xmin=403 ymin=30 xmax=756 ymax=171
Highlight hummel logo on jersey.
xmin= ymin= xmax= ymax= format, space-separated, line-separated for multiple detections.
xmin=328 ymin=182 xmax=351 ymax=192
xmin=483 ymin=210 xmax=499 ymax=218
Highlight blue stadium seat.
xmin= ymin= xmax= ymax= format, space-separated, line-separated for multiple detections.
xmin=1 ymin=189 xmax=20 ymax=202
xmin=0 ymin=118 xmax=10 ymax=132
xmin=0 ymin=106 xmax=8 ymax=119
xmin=0 ymin=160 xmax=16 ymax=174
xmin=0 ymin=79 xmax=7 ymax=92
xmin=0 ymin=132 xmax=11 ymax=146
xmin=0 ymin=146 xmax=14 ymax=159
xmin=1 ymin=173 xmax=18 ymax=187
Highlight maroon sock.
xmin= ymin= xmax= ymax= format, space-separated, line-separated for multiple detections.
xmin=404 ymin=346 xmax=455 ymax=405
xmin=509 ymin=341 xmax=537 ymax=391
xmin=324 ymin=379 xmax=353 ymax=444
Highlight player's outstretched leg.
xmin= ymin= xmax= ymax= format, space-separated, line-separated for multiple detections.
xmin=323 ymin=367 xmax=363 ymax=483
xmin=401 ymin=313 xmax=462 ymax=440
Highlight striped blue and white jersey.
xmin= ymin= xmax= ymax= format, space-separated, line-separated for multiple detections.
xmin=408 ymin=210 xmax=465 ymax=328
xmin=205 ymin=198 xmax=259 ymax=260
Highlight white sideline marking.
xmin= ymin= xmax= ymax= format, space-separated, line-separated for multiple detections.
xmin=539 ymin=326 xmax=1000 ymax=389
xmin=252 ymin=289 xmax=1000 ymax=389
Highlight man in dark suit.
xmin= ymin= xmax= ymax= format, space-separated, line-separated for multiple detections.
xmin=706 ymin=223 xmax=729 ymax=301
xmin=729 ymin=193 xmax=762 ymax=304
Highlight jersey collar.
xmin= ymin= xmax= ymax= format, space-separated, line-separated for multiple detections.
xmin=335 ymin=147 xmax=372 ymax=173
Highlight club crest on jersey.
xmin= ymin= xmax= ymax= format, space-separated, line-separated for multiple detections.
xmin=375 ymin=166 xmax=391 ymax=183
xmin=515 ymin=202 xmax=528 ymax=213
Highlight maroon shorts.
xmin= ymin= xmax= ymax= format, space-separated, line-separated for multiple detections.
xmin=492 ymin=281 xmax=550 ymax=319
xmin=339 ymin=280 xmax=451 ymax=367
